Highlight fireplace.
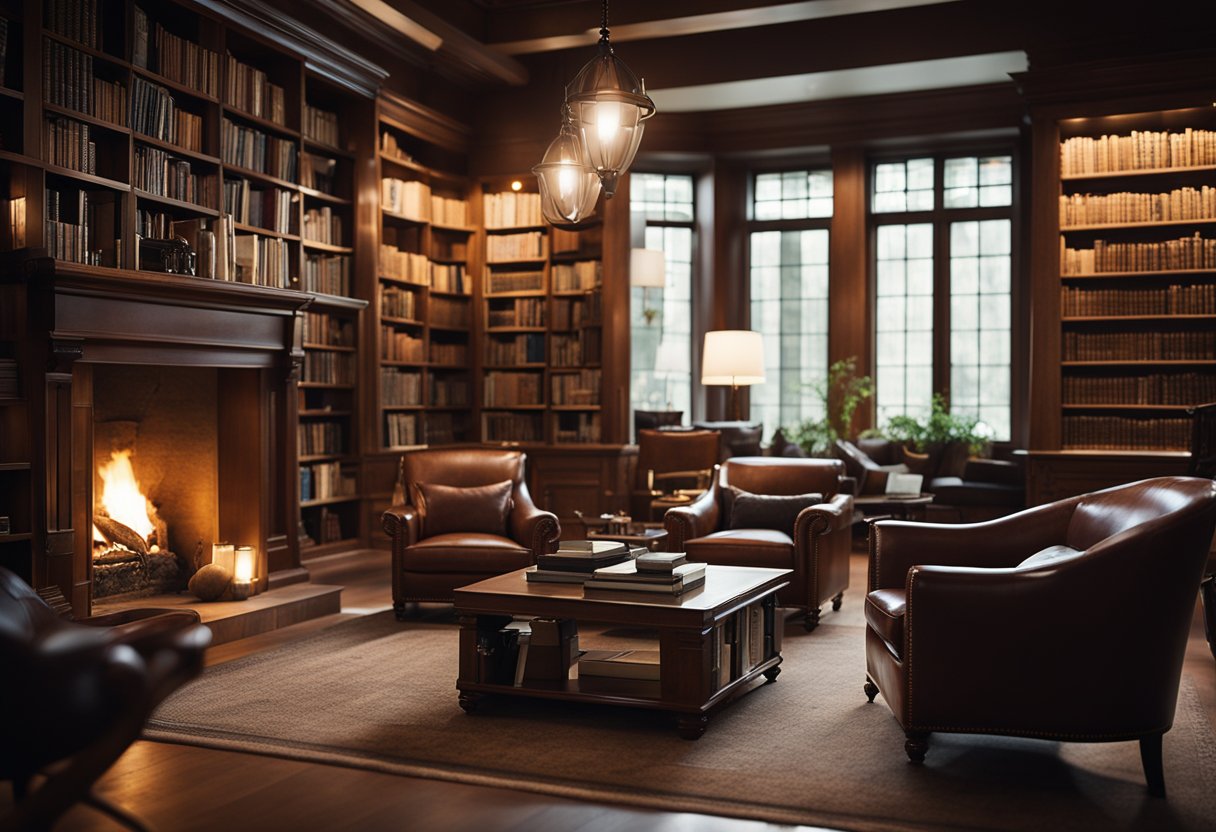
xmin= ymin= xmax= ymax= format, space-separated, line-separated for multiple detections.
xmin=19 ymin=259 xmax=312 ymax=615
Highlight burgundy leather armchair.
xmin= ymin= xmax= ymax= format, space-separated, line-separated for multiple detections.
xmin=664 ymin=457 xmax=854 ymax=631
xmin=382 ymin=448 xmax=559 ymax=616
xmin=863 ymin=477 xmax=1216 ymax=796
xmin=0 ymin=568 xmax=211 ymax=830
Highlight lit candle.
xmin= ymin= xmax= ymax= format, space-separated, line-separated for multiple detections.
xmin=234 ymin=546 xmax=255 ymax=584
xmin=212 ymin=542 xmax=235 ymax=573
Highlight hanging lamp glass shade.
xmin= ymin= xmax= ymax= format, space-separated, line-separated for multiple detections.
xmin=532 ymin=113 xmax=602 ymax=228
xmin=564 ymin=36 xmax=656 ymax=198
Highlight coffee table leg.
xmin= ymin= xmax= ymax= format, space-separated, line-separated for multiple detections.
xmin=458 ymin=692 xmax=483 ymax=714
xmin=763 ymin=665 xmax=781 ymax=683
xmin=676 ymin=713 xmax=709 ymax=740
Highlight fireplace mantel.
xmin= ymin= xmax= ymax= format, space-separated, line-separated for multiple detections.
xmin=6 ymin=256 xmax=318 ymax=614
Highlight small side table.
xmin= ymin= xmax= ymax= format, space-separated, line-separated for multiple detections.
xmin=587 ymin=527 xmax=669 ymax=552
xmin=853 ymin=494 xmax=934 ymax=522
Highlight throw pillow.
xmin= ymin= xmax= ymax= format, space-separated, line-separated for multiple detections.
xmin=411 ymin=480 xmax=514 ymax=538
xmin=1018 ymin=544 xmax=1084 ymax=569
xmin=728 ymin=486 xmax=824 ymax=535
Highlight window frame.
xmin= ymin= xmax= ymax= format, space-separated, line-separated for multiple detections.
xmin=866 ymin=144 xmax=1024 ymax=448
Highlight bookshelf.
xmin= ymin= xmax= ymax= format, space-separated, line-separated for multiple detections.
xmin=1055 ymin=106 xmax=1216 ymax=452
xmin=480 ymin=178 xmax=605 ymax=444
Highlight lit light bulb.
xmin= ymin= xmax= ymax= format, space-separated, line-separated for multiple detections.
xmin=510 ymin=180 xmax=523 ymax=192
xmin=596 ymin=102 xmax=620 ymax=142
xmin=558 ymin=161 xmax=577 ymax=199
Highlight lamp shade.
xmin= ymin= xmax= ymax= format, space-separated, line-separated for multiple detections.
xmin=532 ymin=114 xmax=602 ymax=228
xmin=701 ymin=330 xmax=765 ymax=386
xmin=630 ymin=248 xmax=666 ymax=288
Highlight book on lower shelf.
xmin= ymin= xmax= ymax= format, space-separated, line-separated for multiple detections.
xmin=577 ymin=649 xmax=660 ymax=681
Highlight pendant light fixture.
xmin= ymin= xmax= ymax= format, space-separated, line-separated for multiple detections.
xmin=532 ymin=107 xmax=603 ymax=229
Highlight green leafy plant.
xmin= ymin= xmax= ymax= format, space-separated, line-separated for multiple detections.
xmin=882 ymin=393 xmax=990 ymax=455
xmin=786 ymin=357 xmax=874 ymax=457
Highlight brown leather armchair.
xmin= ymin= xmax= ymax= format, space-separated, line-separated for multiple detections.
xmin=0 ymin=568 xmax=211 ymax=830
xmin=863 ymin=477 xmax=1216 ymax=796
xmin=382 ymin=448 xmax=559 ymax=616
xmin=631 ymin=428 xmax=721 ymax=519
xmin=664 ymin=457 xmax=854 ymax=631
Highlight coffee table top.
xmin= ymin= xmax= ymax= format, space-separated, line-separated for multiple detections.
xmin=454 ymin=565 xmax=790 ymax=629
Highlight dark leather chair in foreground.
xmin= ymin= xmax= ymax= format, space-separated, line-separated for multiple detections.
xmin=382 ymin=448 xmax=559 ymax=616
xmin=0 ymin=568 xmax=211 ymax=831
xmin=863 ymin=477 xmax=1216 ymax=796
xmin=631 ymin=428 xmax=721 ymax=519
xmin=664 ymin=457 xmax=854 ymax=631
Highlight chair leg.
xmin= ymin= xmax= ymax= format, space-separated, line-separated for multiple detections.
xmin=831 ymin=592 xmax=843 ymax=612
xmin=803 ymin=607 xmax=821 ymax=632
xmin=863 ymin=676 xmax=879 ymax=703
xmin=393 ymin=601 xmax=408 ymax=621
xmin=904 ymin=731 xmax=930 ymax=763
xmin=1140 ymin=732 xmax=1166 ymax=798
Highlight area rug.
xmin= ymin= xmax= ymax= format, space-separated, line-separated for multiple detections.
xmin=146 ymin=605 xmax=1216 ymax=832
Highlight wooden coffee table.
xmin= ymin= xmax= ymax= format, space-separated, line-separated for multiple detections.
xmin=453 ymin=565 xmax=791 ymax=739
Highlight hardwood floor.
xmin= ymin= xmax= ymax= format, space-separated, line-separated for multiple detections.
xmin=8 ymin=547 xmax=1216 ymax=831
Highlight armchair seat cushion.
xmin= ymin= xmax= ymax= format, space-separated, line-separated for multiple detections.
xmin=403 ymin=533 xmax=532 ymax=574
xmin=684 ymin=528 xmax=794 ymax=569
xmin=865 ymin=589 xmax=907 ymax=658
xmin=929 ymin=476 xmax=1024 ymax=507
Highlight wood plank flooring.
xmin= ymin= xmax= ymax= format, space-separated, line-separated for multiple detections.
xmin=7 ymin=547 xmax=1216 ymax=831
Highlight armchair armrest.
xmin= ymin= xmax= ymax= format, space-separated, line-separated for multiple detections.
xmin=664 ymin=485 xmax=720 ymax=551
xmin=510 ymin=479 xmax=560 ymax=556
xmin=795 ymin=493 xmax=853 ymax=539
xmin=382 ymin=504 xmax=419 ymax=547
xmin=868 ymin=499 xmax=1076 ymax=591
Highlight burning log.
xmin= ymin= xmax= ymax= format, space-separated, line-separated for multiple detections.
xmin=94 ymin=514 xmax=149 ymax=557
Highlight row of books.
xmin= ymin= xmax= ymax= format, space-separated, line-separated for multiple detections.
xmin=380 ymin=245 xmax=430 ymax=284
xmin=302 ymin=253 xmax=351 ymax=297
xmin=552 ymin=261 xmax=601 ymax=291
xmin=380 ymin=369 xmax=421 ymax=406
xmin=487 ymin=231 xmax=545 ymax=262
xmin=1059 ymin=187 xmax=1216 ymax=227
xmin=553 ymin=295 xmax=601 ymax=329
xmin=133 ymin=8 xmax=221 ymax=97
xmin=45 ymin=0 xmax=99 ymax=50
xmin=301 ymin=311 xmax=354 ymax=347
xmin=484 ymin=191 xmax=542 ymax=228
xmin=486 ymin=333 xmax=544 ymax=364
xmin=525 ymin=544 xmax=706 ymax=597
xmin=380 ymin=328 xmax=424 ymax=362
xmin=303 ymin=104 xmax=340 ymax=148
xmin=487 ymin=297 xmax=545 ymax=328
xmin=432 ymin=377 xmax=470 ymax=407
xmin=432 ymin=196 xmax=469 ymax=227
xmin=302 ymin=350 xmax=355 ymax=384
xmin=43 ymin=116 xmax=96 ymax=175
xmin=223 ymin=118 xmax=297 ymax=182
xmin=1060 ymin=234 xmax=1216 ymax=275
xmin=1060 ymin=129 xmax=1216 ymax=176
xmin=384 ymin=412 xmax=419 ymax=448
xmin=134 ymin=145 xmax=215 ymax=206
xmin=381 ymin=178 xmax=430 ymax=221
xmin=300 ymin=461 xmax=356 ymax=502
xmin=1063 ymin=330 xmax=1216 ymax=361
xmin=551 ymin=369 xmax=600 ymax=405
xmin=555 ymin=411 xmax=601 ymax=443
xmin=303 ymin=207 xmax=343 ymax=246
xmin=303 ymin=506 xmax=348 ymax=545
xmin=298 ymin=421 xmax=345 ymax=456
xmin=44 ymin=39 xmax=127 ymax=125
xmin=484 ymin=371 xmax=543 ymax=406
xmin=487 ymin=270 xmax=544 ymax=295
xmin=301 ymin=153 xmax=337 ymax=195
xmin=431 ymin=297 xmax=470 ymax=327
xmin=381 ymin=285 xmax=417 ymax=319
xmin=483 ymin=412 xmax=541 ymax=442
xmin=427 ymin=412 xmax=466 ymax=444
xmin=1062 ymin=415 xmax=1191 ymax=451
xmin=130 ymin=77 xmax=202 ymax=151
xmin=379 ymin=131 xmax=413 ymax=163
xmin=45 ymin=186 xmax=114 ymax=265
xmin=1061 ymin=285 xmax=1216 ymax=317
xmin=135 ymin=208 xmax=177 ymax=238
xmin=224 ymin=180 xmax=295 ymax=234
xmin=524 ymin=540 xmax=636 ymax=584
xmin=225 ymin=53 xmax=286 ymax=124
xmin=551 ymin=330 xmax=601 ymax=366
xmin=1063 ymin=373 xmax=1216 ymax=406
xmin=432 ymin=264 xmax=469 ymax=294
xmin=430 ymin=342 xmax=468 ymax=365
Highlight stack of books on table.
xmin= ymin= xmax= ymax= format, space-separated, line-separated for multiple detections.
xmin=582 ymin=552 xmax=705 ymax=598
xmin=524 ymin=540 xmax=639 ymax=583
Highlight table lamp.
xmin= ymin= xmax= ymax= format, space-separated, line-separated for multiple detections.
xmin=701 ymin=330 xmax=765 ymax=421
xmin=630 ymin=247 xmax=666 ymax=325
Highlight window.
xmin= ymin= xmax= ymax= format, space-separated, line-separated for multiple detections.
xmin=748 ymin=169 xmax=833 ymax=440
xmin=870 ymin=153 xmax=1015 ymax=440
xmin=630 ymin=173 xmax=694 ymax=434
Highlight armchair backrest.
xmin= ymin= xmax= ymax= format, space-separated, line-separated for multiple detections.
xmin=403 ymin=448 xmax=526 ymax=499
xmin=636 ymin=429 xmax=720 ymax=489
xmin=0 ymin=567 xmax=61 ymax=646
xmin=1064 ymin=477 xmax=1215 ymax=551
xmin=723 ymin=456 xmax=845 ymax=496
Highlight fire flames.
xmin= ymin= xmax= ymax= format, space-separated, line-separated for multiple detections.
xmin=95 ymin=450 xmax=155 ymax=541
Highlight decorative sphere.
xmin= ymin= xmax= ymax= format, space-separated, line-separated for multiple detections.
xmin=189 ymin=563 xmax=233 ymax=602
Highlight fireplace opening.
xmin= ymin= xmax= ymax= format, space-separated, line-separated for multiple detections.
xmin=92 ymin=365 xmax=220 ymax=600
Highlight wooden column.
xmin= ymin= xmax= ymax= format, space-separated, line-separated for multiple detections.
xmin=707 ymin=161 xmax=749 ymax=421
xmin=829 ymin=146 xmax=871 ymax=432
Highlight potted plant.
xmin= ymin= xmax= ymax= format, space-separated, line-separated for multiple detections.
xmin=882 ymin=393 xmax=992 ymax=478
xmin=786 ymin=357 xmax=874 ymax=457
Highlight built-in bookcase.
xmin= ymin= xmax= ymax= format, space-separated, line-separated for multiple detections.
xmin=1056 ymin=105 xmax=1216 ymax=451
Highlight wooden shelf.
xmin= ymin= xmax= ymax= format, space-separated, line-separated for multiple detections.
xmin=299 ymin=382 xmax=356 ymax=389
xmin=223 ymin=163 xmax=300 ymax=191
xmin=1061 ymin=404 xmax=1195 ymax=411
xmin=302 ymin=240 xmax=353 ymax=254
xmin=486 ymin=326 xmax=545 ymax=333
xmin=222 ymin=104 xmax=299 ymax=139
xmin=42 ymin=29 xmax=128 ymax=66
xmin=382 ymin=404 xmax=424 ymax=411
xmin=1060 ymin=164 xmax=1216 ymax=182
xmin=382 ymin=316 xmax=424 ymax=327
xmin=486 ymin=224 xmax=547 ymax=233
xmin=1062 ymin=360 xmax=1216 ymax=367
xmin=487 ymin=257 xmax=548 ymax=266
xmin=0 ymin=462 xmax=32 ymax=471
xmin=378 ymin=275 xmax=429 ymax=289
xmin=1061 ymin=218 xmax=1216 ymax=232
xmin=303 ymin=138 xmax=354 ymax=160
xmin=131 ymin=65 xmax=220 ymax=104
xmin=0 ymin=86 xmax=24 ymax=102
xmin=134 ymin=134 xmax=221 ymax=166
xmin=0 ymin=533 xmax=33 ymax=544
xmin=432 ymin=222 xmax=477 ymax=234
xmin=429 ymin=324 xmax=470 ymax=333
xmin=134 ymin=190 xmax=220 ymax=216
xmin=482 ymin=404 xmax=547 ymax=411
xmin=233 ymin=222 xmax=300 ymax=241
xmin=430 ymin=290 xmax=472 ymax=299
xmin=300 ymin=495 xmax=360 ymax=508
xmin=302 ymin=342 xmax=356 ymax=352
xmin=43 ymin=102 xmax=131 ymax=134
xmin=299 ymin=186 xmax=352 ymax=206
xmin=1062 ymin=314 xmax=1216 ymax=322
xmin=551 ymin=405 xmax=602 ymax=411
xmin=1061 ymin=269 xmax=1216 ymax=280
xmin=299 ymin=453 xmax=353 ymax=463
xmin=44 ymin=164 xmax=130 ymax=192
xmin=381 ymin=208 xmax=429 ymax=225
xmin=299 ymin=409 xmax=353 ymax=418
